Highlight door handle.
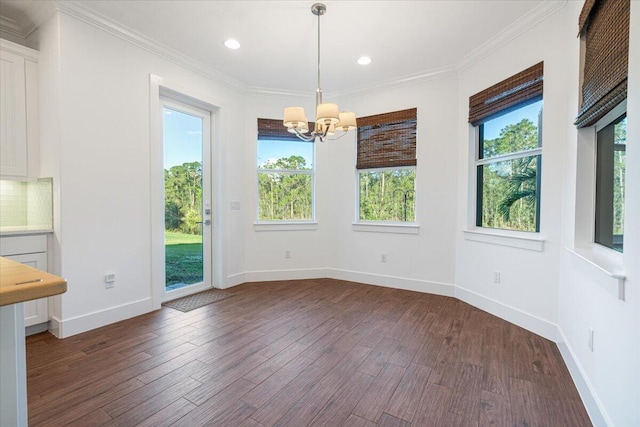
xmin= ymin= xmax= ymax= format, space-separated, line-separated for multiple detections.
xmin=196 ymin=220 xmax=211 ymax=226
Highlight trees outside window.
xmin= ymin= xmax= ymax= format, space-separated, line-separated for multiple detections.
xmin=595 ymin=113 xmax=627 ymax=252
xmin=257 ymin=138 xmax=314 ymax=221
xmin=356 ymin=108 xmax=417 ymax=223
xmin=476 ymin=99 xmax=543 ymax=232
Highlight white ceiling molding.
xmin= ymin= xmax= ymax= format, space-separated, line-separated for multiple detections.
xmin=0 ymin=39 xmax=39 ymax=62
xmin=456 ymin=0 xmax=567 ymax=72
xmin=53 ymin=0 xmax=247 ymax=94
xmin=0 ymin=0 xmax=568 ymax=99
xmin=0 ymin=15 xmax=23 ymax=40
xmin=0 ymin=1 xmax=57 ymax=41
xmin=327 ymin=65 xmax=459 ymax=100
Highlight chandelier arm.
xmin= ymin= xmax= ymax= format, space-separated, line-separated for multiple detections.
xmin=292 ymin=127 xmax=316 ymax=142
xmin=326 ymin=130 xmax=350 ymax=141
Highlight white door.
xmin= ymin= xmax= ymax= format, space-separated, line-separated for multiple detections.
xmin=161 ymin=99 xmax=212 ymax=301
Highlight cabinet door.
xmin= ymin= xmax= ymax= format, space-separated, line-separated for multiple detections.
xmin=0 ymin=49 xmax=28 ymax=177
xmin=4 ymin=253 xmax=48 ymax=327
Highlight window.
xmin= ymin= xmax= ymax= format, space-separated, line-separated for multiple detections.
xmin=257 ymin=118 xmax=314 ymax=221
xmin=469 ymin=62 xmax=544 ymax=233
xmin=356 ymin=109 xmax=417 ymax=222
xmin=595 ymin=113 xmax=627 ymax=252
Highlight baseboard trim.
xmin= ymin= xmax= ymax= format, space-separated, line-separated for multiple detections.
xmin=240 ymin=268 xmax=332 ymax=283
xmin=556 ymin=328 xmax=610 ymax=427
xmin=327 ymin=268 xmax=455 ymax=297
xmin=51 ymin=298 xmax=154 ymax=338
xmin=454 ymin=285 xmax=558 ymax=341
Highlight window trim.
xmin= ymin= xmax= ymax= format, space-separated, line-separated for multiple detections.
xmin=255 ymin=135 xmax=316 ymax=223
xmin=355 ymin=165 xmax=418 ymax=226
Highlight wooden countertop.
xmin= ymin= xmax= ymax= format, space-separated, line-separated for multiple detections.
xmin=0 ymin=257 xmax=67 ymax=306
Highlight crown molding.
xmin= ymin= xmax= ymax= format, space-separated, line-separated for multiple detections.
xmin=327 ymin=65 xmax=458 ymax=100
xmin=456 ymin=0 xmax=567 ymax=72
xmin=53 ymin=1 xmax=247 ymax=94
xmin=0 ymin=39 xmax=39 ymax=62
xmin=0 ymin=15 xmax=23 ymax=39
xmin=0 ymin=1 xmax=57 ymax=41
xmin=1 ymin=0 xmax=568 ymax=99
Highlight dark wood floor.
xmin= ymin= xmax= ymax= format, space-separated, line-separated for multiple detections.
xmin=26 ymin=279 xmax=591 ymax=426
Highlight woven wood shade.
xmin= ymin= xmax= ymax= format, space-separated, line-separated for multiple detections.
xmin=257 ymin=118 xmax=315 ymax=141
xmin=356 ymin=108 xmax=417 ymax=170
xmin=575 ymin=0 xmax=629 ymax=128
xmin=468 ymin=62 xmax=543 ymax=126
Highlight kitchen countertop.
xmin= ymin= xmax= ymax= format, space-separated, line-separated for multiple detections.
xmin=0 ymin=257 xmax=66 ymax=306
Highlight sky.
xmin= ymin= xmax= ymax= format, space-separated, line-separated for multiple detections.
xmin=257 ymin=139 xmax=314 ymax=168
xmin=483 ymin=99 xmax=543 ymax=140
xmin=163 ymin=107 xmax=203 ymax=169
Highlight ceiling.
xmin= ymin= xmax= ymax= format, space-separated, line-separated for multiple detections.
xmin=0 ymin=1 xmax=556 ymax=94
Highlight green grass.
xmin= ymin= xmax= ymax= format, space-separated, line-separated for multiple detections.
xmin=165 ymin=231 xmax=203 ymax=287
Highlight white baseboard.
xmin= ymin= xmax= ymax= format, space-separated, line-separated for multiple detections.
xmin=50 ymin=298 xmax=154 ymax=338
xmin=226 ymin=268 xmax=455 ymax=298
xmin=240 ymin=268 xmax=332 ymax=283
xmin=556 ymin=328 xmax=609 ymax=427
xmin=327 ymin=268 xmax=455 ymax=297
xmin=454 ymin=285 xmax=558 ymax=341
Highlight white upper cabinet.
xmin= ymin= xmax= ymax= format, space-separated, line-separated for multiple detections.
xmin=0 ymin=40 xmax=38 ymax=177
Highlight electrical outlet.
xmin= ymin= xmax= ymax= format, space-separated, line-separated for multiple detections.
xmin=285 ymin=250 xmax=291 ymax=259
xmin=105 ymin=273 xmax=115 ymax=289
xmin=588 ymin=328 xmax=594 ymax=351
xmin=380 ymin=253 xmax=387 ymax=263
xmin=493 ymin=271 xmax=501 ymax=284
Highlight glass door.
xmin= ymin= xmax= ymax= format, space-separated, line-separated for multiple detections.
xmin=161 ymin=99 xmax=212 ymax=300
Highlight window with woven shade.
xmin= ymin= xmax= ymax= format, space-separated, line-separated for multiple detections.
xmin=256 ymin=118 xmax=314 ymax=222
xmin=356 ymin=109 xmax=417 ymax=223
xmin=575 ymin=0 xmax=630 ymax=128
xmin=468 ymin=65 xmax=544 ymax=233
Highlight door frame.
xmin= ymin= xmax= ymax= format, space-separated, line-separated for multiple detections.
xmin=161 ymin=98 xmax=212 ymax=302
xmin=149 ymin=75 xmax=223 ymax=310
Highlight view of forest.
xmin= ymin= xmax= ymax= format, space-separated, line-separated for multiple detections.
xmin=479 ymin=118 xmax=540 ymax=232
xmin=164 ymin=161 xmax=203 ymax=288
xmin=359 ymin=170 xmax=416 ymax=221
xmin=612 ymin=118 xmax=627 ymax=237
xmin=258 ymin=156 xmax=313 ymax=220
xmin=165 ymin=161 xmax=203 ymax=234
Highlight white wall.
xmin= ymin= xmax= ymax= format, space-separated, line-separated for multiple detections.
xmin=38 ymin=12 xmax=246 ymax=336
xmin=556 ymin=1 xmax=640 ymax=425
xmin=454 ymin=3 xmax=581 ymax=340
xmin=240 ymin=77 xmax=459 ymax=295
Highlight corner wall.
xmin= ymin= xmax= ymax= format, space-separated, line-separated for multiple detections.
xmin=556 ymin=2 xmax=640 ymax=425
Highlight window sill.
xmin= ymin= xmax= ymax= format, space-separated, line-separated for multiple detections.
xmin=566 ymin=245 xmax=626 ymax=300
xmin=352 ymin=222 xmax=419 ymax=235
xmin=253 ymin=222 xmax=318 ymax=232
xmin=463 ymin=229 xmax=545 ymax=252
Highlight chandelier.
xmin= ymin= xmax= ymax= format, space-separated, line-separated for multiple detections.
xmin=283 ymin=3 xmax=357 ymax=142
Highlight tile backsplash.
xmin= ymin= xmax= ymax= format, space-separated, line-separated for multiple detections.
xmin=0 ymin=178 xmax=53 ymax=231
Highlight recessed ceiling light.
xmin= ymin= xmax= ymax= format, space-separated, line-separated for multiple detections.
xmin=357 ymin=56 xmax=372 ymax=65
xmin=224 ymin=39 xmax=240 ymax=50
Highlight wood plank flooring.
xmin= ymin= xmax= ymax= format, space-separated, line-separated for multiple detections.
xmin=26 ymin=278 xmax=591 ymax=426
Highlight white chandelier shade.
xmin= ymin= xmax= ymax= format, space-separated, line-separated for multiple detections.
xmin=282 ymin=3 xmax=356 ymax=142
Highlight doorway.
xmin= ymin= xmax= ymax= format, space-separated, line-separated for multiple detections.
xmin=161 ymin=99 xmax=212 ymax=301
